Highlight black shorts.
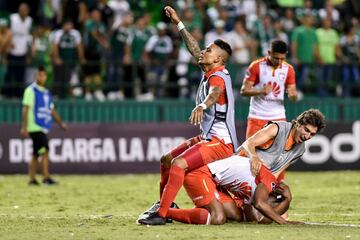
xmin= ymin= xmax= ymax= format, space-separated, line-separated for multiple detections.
xmin=29 ymin=132 xmax=49 ymax=157
xmin=83 ymin=49 xmax=101 ymax=76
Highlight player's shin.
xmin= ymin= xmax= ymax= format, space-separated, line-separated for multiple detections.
xmin=166 ymin=208 xmax=210 ymax=225
xmin=157 ymin=165 xmax=185 ymax=217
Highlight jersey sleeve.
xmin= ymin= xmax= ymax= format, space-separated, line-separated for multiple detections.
xmin=22 ymin=87 xmax=34 ymax=107
xmin=244 ymin=61 xmax=259 ymax=84
xmin=285 ymin=65 xmax=296 ymax=85
xmin=255 ymin=166 xmax=277 ymax=193
xmin=208 ymin=75 xmax=225 ymax=90
xmin=208 ymin=75 xmax=227 ymax=105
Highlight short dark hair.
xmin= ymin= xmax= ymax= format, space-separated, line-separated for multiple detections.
xmin=271 ymin=39 xmax=287 ymax=54
xmin=37 ymin=66 xmax=46 ymax=72
xmin=214 ymin=39 xmax=232 ymax=57
xmin=293 ymin=109 xmax=326 ymax=133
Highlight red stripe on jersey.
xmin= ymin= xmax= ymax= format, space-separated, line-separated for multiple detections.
xmin=284 ymin=63 xmax=296 ymax=85
xmin=255 ymin=166 xmax=277 ymax=193
xmin=244 ymin=58 xmax=264 ymax=85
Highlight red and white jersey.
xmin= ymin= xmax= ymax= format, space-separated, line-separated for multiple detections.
xmin=207 ymin=155 xmax=276 ymax=204
xmin=244 ymin=57 xmax=296 ymax=120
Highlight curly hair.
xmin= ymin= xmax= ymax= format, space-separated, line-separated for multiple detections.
xmin=292 ymin=109 xmax=326 ymax=133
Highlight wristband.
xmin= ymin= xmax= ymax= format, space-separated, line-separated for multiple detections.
xmin=177 ymin=21 xmax=185 ymax=31
xmin=199 ymin=103 xmax=207 ymax=110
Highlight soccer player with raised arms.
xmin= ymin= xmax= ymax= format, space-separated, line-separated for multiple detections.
xmin=139 ymin=6 xmax=238 ymax=225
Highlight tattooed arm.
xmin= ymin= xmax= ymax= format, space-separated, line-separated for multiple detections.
xmin=165 ymin=6 xmax=201 ymax=61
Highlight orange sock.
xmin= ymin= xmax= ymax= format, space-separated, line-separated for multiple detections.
xmin=157 ymin=165 xmax=184 ymax=217
xmin=166 ymin=208 xmax=210 ymax=224
xmin=159 ymin=165 xmax=170 ymax=198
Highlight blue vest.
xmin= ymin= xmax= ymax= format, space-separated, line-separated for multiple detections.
xmin=33 ymin=84 xmax=53 ymax=131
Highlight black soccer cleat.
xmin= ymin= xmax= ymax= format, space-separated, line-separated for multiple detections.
xmin=138 ymin=212 xmax=167 ymax=225
xmin=144 ymin=201 xmax=161 ymax=215
xmin=137 ymin=201 xmax=180 ymax=224
xmin=137 ymin=201 xmax=160 ymax=223
xmin=42 ymin=178 xmax=58 ymax=185
xmin=28 ymin=179 xmax=40 ymax=186
xmin=170 ymin=202 xmax=179 ymax=209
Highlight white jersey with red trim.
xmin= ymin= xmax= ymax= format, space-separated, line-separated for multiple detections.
xmin=207 ymin=156 xmax=257 ymax=204
xmin=245 ymin=58 xmax=295 ymax=120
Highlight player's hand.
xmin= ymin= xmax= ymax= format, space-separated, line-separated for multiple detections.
xmin=275 ymin=183 xmax=292 ymax=201
xmin=60 ymin=122 xmax=68 ymax=131
xmin=20 ymin=127 xmax=29 ymax=138
xmin=262 ymin=83 xmax=272 ymax=95
xmin=164 ymin=6 xmax=181 ymax=24
xmin=250 ymin=156 xmax=262 ymax=176
xmin=189 ymin=105 xmax=205 ymax=125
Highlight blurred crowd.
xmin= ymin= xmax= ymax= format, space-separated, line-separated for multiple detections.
xmin=0 ymin=0 xmax=359 ymax=101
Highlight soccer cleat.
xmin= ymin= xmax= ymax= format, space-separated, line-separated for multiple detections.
xmin=137 ymin=201 xmax=179 ymax=224
xmin=137 ymin=201 xmax=160 ymax=223
xmin=138 ymin=212 xmax=166 ymax=225
xmin=42 ymin=178 xmax=58 ymax=185
xmin=28 ymin=179 xmax=39 ymax=186
xmin=170 ymin=202 xmax=179 ymax=209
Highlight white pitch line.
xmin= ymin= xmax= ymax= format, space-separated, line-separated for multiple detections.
xmin=305 ymin=222 xmax=360 ymax=228
xmin=292 ymin=213 xmax=359 ymax=217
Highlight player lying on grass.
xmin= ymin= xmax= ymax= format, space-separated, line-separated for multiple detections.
xmin=138 ymin=156 xmax=297 ymax=225
xmin=138 ymin=109 xmax=325 ymax=225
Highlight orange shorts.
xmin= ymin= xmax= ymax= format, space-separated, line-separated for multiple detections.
xmin=178 ymin=135 xmax=234 ymax=171
xmin=170 ymin=136 xmax=202 ymax=158
xmin=246 ymin=118 xmax=286 ymax=139
xmin=183 ymin=166 xmax=234 ymax=207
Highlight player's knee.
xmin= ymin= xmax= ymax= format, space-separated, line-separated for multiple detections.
xmin=160 ymin=154 xmax=172 ymax=168
xmin=211 ymin=212 xmax=227 ymax=225
xmin=171 ymin=158 xmax=187 ymax=170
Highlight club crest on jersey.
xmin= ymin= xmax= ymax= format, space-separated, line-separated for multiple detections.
xmin=279 ymin=72 xmax=286 ymax=81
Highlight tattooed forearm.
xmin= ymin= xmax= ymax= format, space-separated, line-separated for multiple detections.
xmin=203 ymin=86 xmax=222 ymax=108
xmin=179 ymin=28 xmax=201 ymax=61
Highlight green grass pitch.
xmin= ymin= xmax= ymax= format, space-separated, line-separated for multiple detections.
xmin=0 ymin=171 xmax=359 ymax=240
